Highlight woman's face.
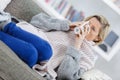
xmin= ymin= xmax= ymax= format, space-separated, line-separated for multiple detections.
xmin=85 ymin=17 xmax=102 ymax=42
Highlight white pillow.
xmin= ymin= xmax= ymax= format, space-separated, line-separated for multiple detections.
xmin=0 ymin=0 xmax=11 ymax=11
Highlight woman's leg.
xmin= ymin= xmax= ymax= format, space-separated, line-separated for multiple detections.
xmin=0 ymin=31 xmax=38 ymax=67
xmin=3 ymin=22 xmax=53 ymax=63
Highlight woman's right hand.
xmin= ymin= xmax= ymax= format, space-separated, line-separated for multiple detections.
xmin=74 ymin=23 xmax=90 ymax=50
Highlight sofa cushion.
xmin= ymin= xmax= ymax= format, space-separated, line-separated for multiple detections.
xmin=0 ymin=41 xmax=45 ymax=80
xmin=5 ymin=0 xmax=45 ymax=22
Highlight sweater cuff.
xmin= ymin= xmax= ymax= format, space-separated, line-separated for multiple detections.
xmin=60 ymin=19 xmax=70 ymax=31
xmin=66 ymin=46 xmax=81 ymax=61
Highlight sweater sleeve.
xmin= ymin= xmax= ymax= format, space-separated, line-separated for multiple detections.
xmin=30 ymin=12 xmax=70 ymax=31
xmin=57 ymin=46 xmax=85 ymax=80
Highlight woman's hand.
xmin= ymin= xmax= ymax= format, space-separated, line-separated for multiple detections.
xmin=69 ymin=22 xmax=83 ymax=30
xmin=74 ymin=24 xmax=90 ymax=50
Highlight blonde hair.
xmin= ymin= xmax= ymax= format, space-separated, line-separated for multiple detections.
xmin=84 ymin=15 xmax=110 ymax=45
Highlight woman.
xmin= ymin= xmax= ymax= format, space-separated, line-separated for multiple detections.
xmin=30 ymin=13 xmax=110 ymax=80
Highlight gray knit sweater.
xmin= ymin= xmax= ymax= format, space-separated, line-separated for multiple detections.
xmin=30 ymin=13 xmax=97 ymax=80
xmin=57 ymin=46 xmax=84 ymax=80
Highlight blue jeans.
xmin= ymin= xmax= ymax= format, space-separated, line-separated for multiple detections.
xmin=0 ymin=22 xmax=53 ymax=67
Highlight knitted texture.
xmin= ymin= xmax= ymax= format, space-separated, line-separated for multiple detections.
xmin=57 ymin=46 xmax=82 ymax=80
xmin=45 ymin=31 xmax=98 ymax=78
xmin=24 ymin=13 xmax=98 ymax=78
xmin=18 ymin=21 xmax=98 ymax=79
xmin=30 ymin=12 xmax=70 ymax=31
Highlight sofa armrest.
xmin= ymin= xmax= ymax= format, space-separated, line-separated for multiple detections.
xmin=0 ymin=41 xmax=45 ymax=80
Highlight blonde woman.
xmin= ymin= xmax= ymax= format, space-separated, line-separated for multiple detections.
xmin=57 ymin=15 xmax=110 ymax=80
xmin=30 ymin=13 xmax=110 ymax=80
